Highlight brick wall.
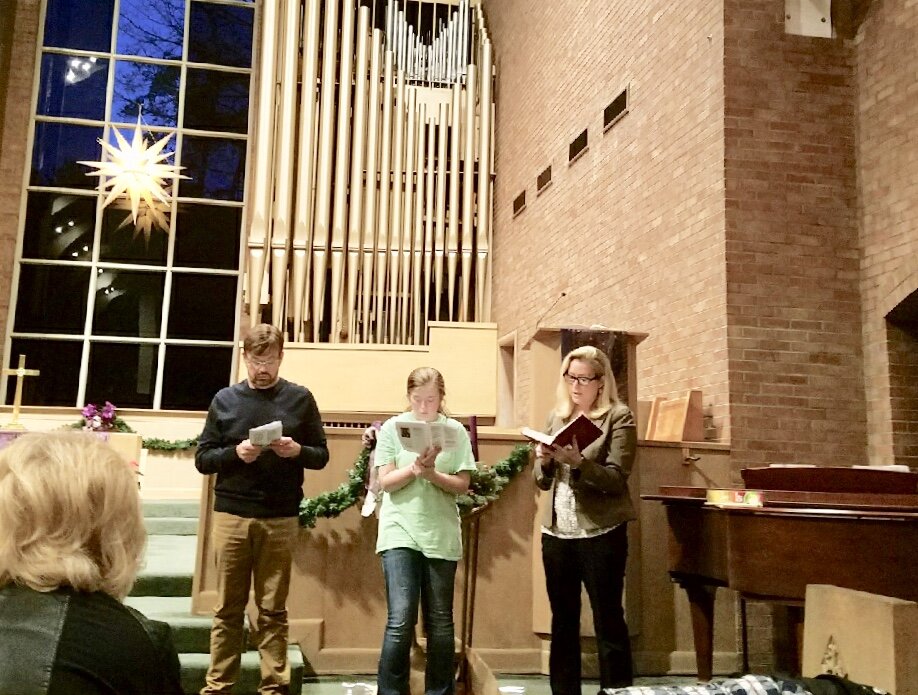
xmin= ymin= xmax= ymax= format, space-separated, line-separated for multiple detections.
xmin=0 ymin=0 xmax=40 ymax=373
xmin=482 ymin=0 xmax=730 ymax=435
xmin=855 ymin=0 xmax=918 ymax=468
xmin=723 ymin=0 xmax=865 ymax=471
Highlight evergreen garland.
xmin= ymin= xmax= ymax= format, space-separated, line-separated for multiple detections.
xmin=70 ymin=411 xmax=533 ymax=523
xmin=297 ymin=443 xmax=533 ymax=528
xmin=299 ymin=447 xmax=371 ymax=528
xmin=68 ymin=416 xmax=198 ymax=452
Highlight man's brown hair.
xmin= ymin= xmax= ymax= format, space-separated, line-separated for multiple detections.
xmin=243 ymin=324 xmax=284 ymax=356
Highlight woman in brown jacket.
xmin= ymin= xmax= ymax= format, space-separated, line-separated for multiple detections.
xmin=534 ymin=345 xmax=638 ymax=695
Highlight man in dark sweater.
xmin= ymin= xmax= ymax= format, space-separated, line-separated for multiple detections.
xmin=196 ymin=323 xmax=329 ymax=695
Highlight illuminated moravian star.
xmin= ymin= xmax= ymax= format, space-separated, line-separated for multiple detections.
xmin=80 ymin=115 xmax=188 ymax=239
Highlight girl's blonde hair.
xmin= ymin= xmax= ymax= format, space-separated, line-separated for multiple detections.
xmin=407 ymin=366 xmax=448 ymax=415
xmin=554 ymin=345 xmax=619 ymax=420
xmin=0 ymin=431 xmax=146 ymax=599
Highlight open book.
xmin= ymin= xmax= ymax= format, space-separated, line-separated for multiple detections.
xmin=521 ymin=413 xmax=603 ymax=450
xmin=396 ymin=421 xmax=460 ymax=453
xmin=249 ymin=420 xmax=282 ymax=446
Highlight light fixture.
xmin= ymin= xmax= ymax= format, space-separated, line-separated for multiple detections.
xmin=79 ymin=113 xmax=188 ymax=242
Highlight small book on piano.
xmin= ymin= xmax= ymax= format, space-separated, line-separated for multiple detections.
xmin=521 ymin=413 xmax=603 ymax=450
xmin=705 ymin=488 xmax=764 ymax=508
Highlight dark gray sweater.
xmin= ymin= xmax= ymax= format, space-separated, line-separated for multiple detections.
xmin=195 ymin=378 xmax=329 ymax=517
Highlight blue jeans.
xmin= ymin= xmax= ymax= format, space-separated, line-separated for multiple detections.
xmin=378 ymin=548 xmax=457 ymax=695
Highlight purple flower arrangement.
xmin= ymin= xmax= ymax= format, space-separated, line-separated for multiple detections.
xmin=81 ymin=401 xmax=117 ymax=431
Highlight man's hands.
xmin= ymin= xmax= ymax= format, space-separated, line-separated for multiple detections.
xmin=236 ymin=439 xmax=261 ymax=463
xmin=236 ymin=436 xmax=301 ymax=463
xmin=269 ymin=436 xmax=302 ymax=458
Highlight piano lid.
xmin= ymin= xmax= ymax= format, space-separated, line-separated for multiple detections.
xmin=741 ymin=465 xmax=918 ymax=495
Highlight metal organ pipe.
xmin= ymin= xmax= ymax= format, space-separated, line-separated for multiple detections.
xmin=346 ymin=6 xmax=370 ymax=343
xmin=361 ymin=31 xmax=383 ymax=343
xmin=270 ymin=0 xmax=301 ymax=329
xmin=373 ymin=51 xmax=394 ymax=343
xmin=246 ymin=0 xmax=280 ymax=327
xmin=311 ymin=0 xmax=340 ymax=340
xmin=291 ymin=0 xmax=320 ymax=341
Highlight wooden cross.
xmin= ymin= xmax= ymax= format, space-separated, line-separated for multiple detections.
xmin=2 ymin=355 xmax=40 ymax=430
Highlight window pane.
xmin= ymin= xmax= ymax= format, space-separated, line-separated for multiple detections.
xmin=168 ymin=273 xmax=236 ymax=340
xmin=174 ymin=203 xmax=241 ymax=269
xmin=22 ymin=192 xmax=97 ymax=261
xmin=86 ymin=341 xmax=157 ymax=408
xmin=31 ymin=122 xmax=104 ymax=189
xmin=99 ymin=204 xmax=168 ymax=265
xmin=14 ymin=265 xmax=90 ymax=334
xmin=116 ymin=0 xmax=184 ymax=60
xmin=161 ymin=344 xmax=233 ymax=410
xmin=188 ymin=3 xmax=253 ymax=68
xmin=37 ymin=53 xmax=108 ymax=120
xmin=112 ymin=60 xmax=180 ymax=127
xmin=184 ymin=68 xmax=249 ymax=133
xmin=44 ymin=0 xmax=114 ymax=52
xmin=5 ymin=339 xmax=82 ymax=407
xmin=93 ymin=269 xmax=165 ymax=338
xmin=179 ymin=136 xmax=246 ymax=201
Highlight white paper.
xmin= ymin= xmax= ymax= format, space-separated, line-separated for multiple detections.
xmin=249 ymin=420 xmax=282 ymax=446
xmin=395 ymin=421 xmax=460 ymax=453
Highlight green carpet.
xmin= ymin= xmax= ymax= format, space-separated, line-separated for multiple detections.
xmin=134 ymin=500 xmax=303 ymax=694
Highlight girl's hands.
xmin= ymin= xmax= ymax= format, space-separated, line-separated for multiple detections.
xmin=411 ymin=445 xmax=441 ymax=479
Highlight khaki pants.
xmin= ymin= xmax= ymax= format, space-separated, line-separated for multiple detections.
xmin=202 ymin=512 xmax=299 ymax=695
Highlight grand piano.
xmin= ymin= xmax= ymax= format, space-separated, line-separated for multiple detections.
xmin=643 ymin=466 xmax=918 ymax=680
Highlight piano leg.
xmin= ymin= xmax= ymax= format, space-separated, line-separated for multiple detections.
xmin=682 ymin=581 xmax=716 ymax=681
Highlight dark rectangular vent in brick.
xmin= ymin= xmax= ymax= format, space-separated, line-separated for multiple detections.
xmin=568 ymin=129 xmax=588 ymax=163
xmin=537 ymin=165 xmax=552 ymax=193
xmin=603 ymin=88 xmax=628 ymax=131
xmin=513 ymin=190 xmax=526 ymax=216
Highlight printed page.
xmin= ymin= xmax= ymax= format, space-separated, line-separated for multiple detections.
xmin=249 ymin=420 xmax=282 ymax=446
xmin=429 ymin=422 xmax=460 ymax=452
xmin=396 ymin=421 xmax=432 ymax=454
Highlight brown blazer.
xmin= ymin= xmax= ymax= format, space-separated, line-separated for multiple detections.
xmin=533 ymin=401 xmax=638 ymax=532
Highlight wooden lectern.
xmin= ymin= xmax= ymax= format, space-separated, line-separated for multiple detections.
xmin=526 ymin=327 xmax=647 ymax=428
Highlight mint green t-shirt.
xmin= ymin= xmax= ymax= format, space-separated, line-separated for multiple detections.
xmin=374 ymin=412 xmax=477 ymax=560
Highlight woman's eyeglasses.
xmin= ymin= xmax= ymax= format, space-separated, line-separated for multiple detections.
xmin=563 ymin=374 xmax=600 ymax=386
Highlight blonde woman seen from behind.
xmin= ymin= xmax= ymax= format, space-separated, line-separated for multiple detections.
xmin=0 ymin=431 xmax=182 ymax=695
xmin=533 ymin=346 xmax=638 ymax=695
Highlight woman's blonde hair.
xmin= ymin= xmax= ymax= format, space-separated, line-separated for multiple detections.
xmin=407 ymin=366 xmax=448 ymax=415
xmin=0 ymin=431 xmax=146 ymax=599
xmin=554 ymin=345 xmax=619 ymax=420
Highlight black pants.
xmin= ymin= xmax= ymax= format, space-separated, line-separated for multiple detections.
xmin=541 ymin=525 xmax=632 ymax=695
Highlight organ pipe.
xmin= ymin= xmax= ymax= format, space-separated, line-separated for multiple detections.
xmin=245 ymin=0 xmax=279 ymax=327
xmin=291 ymin=0 xmax=320 ymax=341
xmin=270 ymin=0 xmax=301 ymax=328
xmin=310 ymin=0 xmax=339 ymax=340
xmin=360 ymin=31 xmax=383 ymax=342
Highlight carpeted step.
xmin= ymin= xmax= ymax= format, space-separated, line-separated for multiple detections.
xmin=145 ymin=516 xmax=199 ymax=535
xmin=142 ymin=499 xmax=200 ymax=519
xmin=179 ymin=646 xmax=304 ymax=695
xmin=124 ymin=596 xmax=214 ymax=653
xmin=131 ymin=535 xmax=197 ymax=597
